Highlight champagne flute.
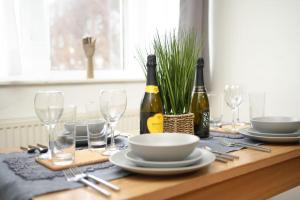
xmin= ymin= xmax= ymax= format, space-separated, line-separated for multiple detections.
xmin=224 ymin=85 xmax=243 ymax=132
xmin=34 ymin=91 xmax=64 ymax=159
xmin=99 ymin=89 xmax=127 ymax=156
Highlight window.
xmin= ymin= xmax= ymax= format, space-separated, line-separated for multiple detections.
xmin=0 ymin=0 xmax=179 ymax=82
xmin=49 ymin=0 xmax=121 ymax=71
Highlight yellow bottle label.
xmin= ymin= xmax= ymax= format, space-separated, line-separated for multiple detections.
xmin=145 ymin=85 xmax=159 ymax=94
xmin=147 ymin=113 xmax=164 ymax=133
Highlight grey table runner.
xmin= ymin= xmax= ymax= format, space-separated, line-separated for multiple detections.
xmin=0 ymin=133 xmax=261 ymax=200
xmin=198 ymin=132 xmax=262 ymax=153
xmin=0 ymin=137 xmax=130 ymax=200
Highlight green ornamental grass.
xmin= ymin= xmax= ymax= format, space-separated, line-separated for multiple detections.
xmin=139 ymin=30 xmax=203 ymax=115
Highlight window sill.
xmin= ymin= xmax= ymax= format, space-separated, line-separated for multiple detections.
xmin=0 ymin=70 xmax=145 ymax=86
xmin=0 ymin=78 xmax=144 ymax=86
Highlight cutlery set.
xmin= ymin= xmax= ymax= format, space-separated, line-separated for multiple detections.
xmin=204 ymin=146 xmax=239 ymax=163
xmin=63 ymin=167 xmax=120 ymax=197
xmin=20 ymin=144 xmax=48 ymax=154
xmin=218 ymin=139 xmax=272 ymax=153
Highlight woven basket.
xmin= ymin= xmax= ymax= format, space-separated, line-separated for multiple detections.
xmin=163 ymin=113 xmax=194 ymax=134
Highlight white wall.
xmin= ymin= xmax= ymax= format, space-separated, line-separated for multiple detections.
xmin=210 ymin=0 xmax=300 ymax=122
xmin=0 ymin=81 xmax=144 ymax=120
xmin=211 ymin=0 xmax=300 ymax=199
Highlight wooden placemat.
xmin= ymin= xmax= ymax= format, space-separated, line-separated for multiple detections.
xmin=36 ymin=149 xmax=108 ymax=171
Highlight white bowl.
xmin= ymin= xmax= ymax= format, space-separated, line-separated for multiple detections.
xmin=64 ymin=119 xmax=106 ymax=137
xmin=251 ymin=116 xmax=300 ymax=133
xmin=128 ymin=133 xmax=199 ymax=161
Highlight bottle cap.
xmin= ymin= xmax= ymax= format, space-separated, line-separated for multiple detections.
xmin=197 ymin=58 xmax=204 ymax=68
xmin=147 ymin=55 xmax=156 ymax=67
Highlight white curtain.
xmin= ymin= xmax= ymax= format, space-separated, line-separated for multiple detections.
xmin=179 ymin=0 xmax=210 ymax=90
xmin=0 ymin=0 xmax=22 ymax=77
xmin=0 ymin=0 xmax=50 ymax=80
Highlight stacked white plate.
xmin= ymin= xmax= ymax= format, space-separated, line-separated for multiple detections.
xmin=109 ymin=133 xmax=215 ymax=175
xmin=64 ymin=120 xmax=121 ymax=146
xmin=239 ymin=117 xmax=300 ymax=143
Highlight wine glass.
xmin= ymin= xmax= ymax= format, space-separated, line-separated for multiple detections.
xmin=34 ymin=91 xmax=64 ymax=159
xmin=224 ymin=85 xmax=243 ymax=132
xmin=236 ymin=92 xmax=246 ymax=126
xmin=99 ymin=89 xmax=127 ymax=156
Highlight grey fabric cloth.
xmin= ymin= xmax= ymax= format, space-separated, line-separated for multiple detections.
xmin=179 ymin=0 xmax=211 ymax=90
xmin=0 ymin=138 xmax=130 ymax=200
xmin=198 ymin=132 xmax=262 ymax=153
xmin=3 ymin=138 xmax=128 ymax=181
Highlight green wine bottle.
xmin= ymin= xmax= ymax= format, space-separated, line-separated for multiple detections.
xmin=190 ymin=58 xmax=210 ymax=138
xmin=140 ymin=55 xmax=164 ymax=134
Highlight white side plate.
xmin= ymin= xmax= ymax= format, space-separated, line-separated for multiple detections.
xmin=247 ymin=128 xmax=300 ymax=137
xmin=239 ymin=128 xmax=300 ymax=143
xmin=109 ymin=149 xmax=215 ymax=175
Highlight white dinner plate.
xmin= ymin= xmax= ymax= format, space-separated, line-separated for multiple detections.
xmin=239 ymin=128 xmax=300 ymax=143
xmin=247 ymin=128 xmax=300 ymax=137
xmin=125 ymin=148 xmax=202 ymax=168
xmin=109 ymin=149 xmax=215 ymax=175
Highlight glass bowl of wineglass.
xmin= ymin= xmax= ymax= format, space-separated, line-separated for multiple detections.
xmin=34 ymin=91 xmax=64 ymax=159
xmin=99 ymin=89 xmax=127 ymax=156
xmin=224 ymin=85 xmax=243 ymax=132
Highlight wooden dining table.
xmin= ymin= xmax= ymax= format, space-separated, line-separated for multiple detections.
xmin=1 ymin=142 xmax=300 ymax=200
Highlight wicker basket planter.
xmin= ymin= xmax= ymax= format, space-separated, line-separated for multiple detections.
xmin=163 ymin=113 xmax=194 ymax=134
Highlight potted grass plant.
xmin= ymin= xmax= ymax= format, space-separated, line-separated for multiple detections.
xmin=139 ymin=30 xmax=203 ymax=134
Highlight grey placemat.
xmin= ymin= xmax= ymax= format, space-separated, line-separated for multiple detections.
xmin=0 ymin=137 xmax=130 ymax=200
xmin=198 ymin=132 xmax=262 ymax=153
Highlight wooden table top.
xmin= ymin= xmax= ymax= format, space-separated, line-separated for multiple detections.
xmin=2 ymin=143 xmax=300 ymax=200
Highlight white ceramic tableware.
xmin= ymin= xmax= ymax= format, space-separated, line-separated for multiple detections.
xmin=129 ymin=133 xmax=199 ymax=161
xmin=64 ymin=119 xmax=106 ymax=137
xmin=125 ymin=148 xmax=202 ymax=168
xmin=109 ymin=149 xmax=215 ymax=175
xmin=239 ymin=128 xmax=300 ymax=143
xmin=251 ymin=116 xmax=300 ymax=133
xmin=247 ymin=128 xmax=300 ymax=137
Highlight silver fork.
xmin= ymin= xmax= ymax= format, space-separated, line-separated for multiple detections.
xmin=63 ymin=168 xmax=111 ymax=197
xmin=219 ymin=139 xmax=271 ymax=153
xmin=204 ymin=146 xmax=239 ymax=160
xmin=71 ymin=167 xmax=120 ymax=191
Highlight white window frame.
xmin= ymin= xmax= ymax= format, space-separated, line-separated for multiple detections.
xmin=0 ymin=0 xmax=179 ymax=85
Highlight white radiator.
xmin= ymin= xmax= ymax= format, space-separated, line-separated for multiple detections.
xmin=0 ymin=111 xmax=139 ymax=148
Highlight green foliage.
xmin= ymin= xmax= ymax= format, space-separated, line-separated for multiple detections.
xmin=139 ymin=30 xmax=203 ymax=115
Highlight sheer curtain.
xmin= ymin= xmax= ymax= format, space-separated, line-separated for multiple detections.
xmin=0 ymin=0 xmax=50 ymax=80
xmin=0 ymin=0 xmax=180 ymax=81
xmin=179 ymin=0 xmax=211 ymax=90
xmin=0 ymin=0 xmax=22 ymax=77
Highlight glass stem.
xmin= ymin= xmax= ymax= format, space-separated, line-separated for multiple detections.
xmin=237 ymin=107 xmax=240 ymax=123
xmin=104 ymin=123 xmax=110 ymax=149
xmin=109 ymin=124 xmax=116 ymax=149
xmin=232 ymin=109 xmax=236 ymax=130
xmin=46 ymin=124 xmax=55 ymax=158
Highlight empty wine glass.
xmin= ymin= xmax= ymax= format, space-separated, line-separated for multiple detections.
xmin=224 ymin=85 xmax=243 ymax=132
xmin=236 ymin=92 xmax=246 ymax=126
xmin=99 ymin=89 xmax=127 ymax=156
xmin=34 ymin=91 xmax=64 ymax=159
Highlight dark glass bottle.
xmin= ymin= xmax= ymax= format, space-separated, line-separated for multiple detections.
xmin=190 ymin=58 xmax=210 ymax=138
xmin=140 ymin=55 xmax=164 ymax=134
